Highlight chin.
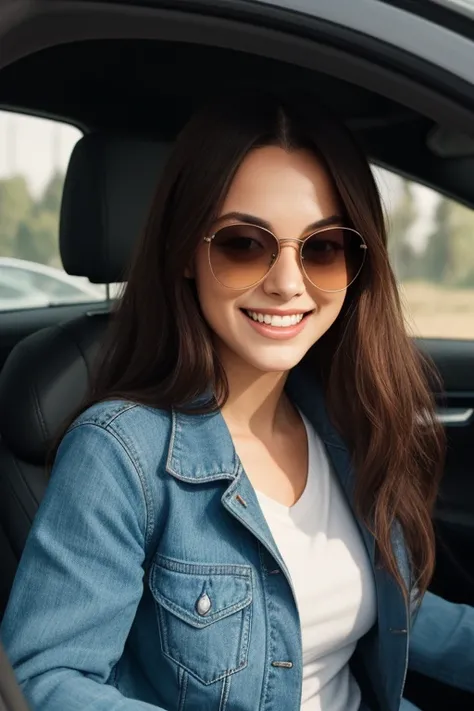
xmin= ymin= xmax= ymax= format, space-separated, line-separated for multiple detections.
xmin=237 ymin=347 xmax=310 ymax=374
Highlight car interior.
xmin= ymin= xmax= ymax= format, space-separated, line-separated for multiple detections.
xmin=0 ymin=2 xmax=473 ymax=710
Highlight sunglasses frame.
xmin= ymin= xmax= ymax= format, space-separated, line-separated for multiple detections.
xmin=204 ymin=223 xmax=368 ymax=293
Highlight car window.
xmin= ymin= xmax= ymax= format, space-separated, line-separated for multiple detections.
xmin=0 ymin=110 xmax=108 ymax=312
xmin=373 ymin=166 xmax=474 ymax=340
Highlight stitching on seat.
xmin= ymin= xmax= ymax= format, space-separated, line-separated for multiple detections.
xmin=32 ymin=383 xmax=48 ymax=446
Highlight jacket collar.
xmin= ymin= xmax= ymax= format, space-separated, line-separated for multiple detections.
xmin=165 ymin=364 xmax=350 ymax=487
xmin=166 ymin=405 xmax=240 ymax=482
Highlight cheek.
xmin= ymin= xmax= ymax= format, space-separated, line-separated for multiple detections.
xmin=194 ymin=247 xmax=233 ymax=326
xmin=310 ymin=290 xmax=347 ymax=336
xmin=197 ymin=287 xmax=240 ymax=351
xmin=314 ymin=288 xmax=346 ymax=315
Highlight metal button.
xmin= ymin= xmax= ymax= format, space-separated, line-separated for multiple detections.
xmin=196 ymin=592 xmax=212 ymax=616
xmin=271 ymin=661 xmax=293 ymax=668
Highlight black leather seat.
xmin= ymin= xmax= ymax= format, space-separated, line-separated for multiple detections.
xmin=0 ymin=133 xmax=168 ymax=617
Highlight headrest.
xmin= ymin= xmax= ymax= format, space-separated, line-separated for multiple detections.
xmin=60 ymin=133 xmax=170 ymax=283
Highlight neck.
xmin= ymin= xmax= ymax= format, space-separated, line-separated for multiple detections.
xmin=218 ymin=346 xmax=293 ymax=438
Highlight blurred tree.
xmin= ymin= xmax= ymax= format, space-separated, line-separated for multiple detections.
xmin=449 ymin=201 xmax=474 ymax=288
xmin=15 ymin=211 xmax=58 ymax=265
xmin=422 ymin=197 xmax=451 ymax=283
xmin=0 ymin=176 xmax=33 ymax=256
xmin=386 ymin=180 xmax=421 ymax=281
xmin=0 ymin=171 xmax=65 ymax=266
xmin=39 ymin=170 xmax=63 ymax=214
xmin=24 ymin=170 xmax=65 ymax=265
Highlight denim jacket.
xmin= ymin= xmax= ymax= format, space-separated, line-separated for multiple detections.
xmin=2 ymin=368 xmax=473 ymax=711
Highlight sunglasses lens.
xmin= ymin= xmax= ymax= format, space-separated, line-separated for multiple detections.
xmin=301 ymin=227 xmax=366 ymax=291
xmin=209 ymin=224 xmax=278 ymax=289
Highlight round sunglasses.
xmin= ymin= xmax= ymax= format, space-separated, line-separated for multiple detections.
xmin=204 ymin=223 xmax=367 ymax=292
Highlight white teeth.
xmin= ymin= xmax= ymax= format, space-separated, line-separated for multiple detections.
xmin=246 ymin=310 xmax=305 ymax=327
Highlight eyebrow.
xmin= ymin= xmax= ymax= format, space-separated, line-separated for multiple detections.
xmin=213 ymin=211 xmax=344 ymax=234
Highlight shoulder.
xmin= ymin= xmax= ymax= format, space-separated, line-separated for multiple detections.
xmin=63 ymin=399 xmax=173 ymax=485
xmin=54 ymin=401 xmax=174 ymax=548
xmin=72 ymin=398 xmax=170 ymax=430
xmin=72 ymin=399 xmax=171 ymax=449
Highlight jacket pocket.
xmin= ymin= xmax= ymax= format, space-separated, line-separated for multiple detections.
xmin=149 ymin=555 xmax=253 ymax=685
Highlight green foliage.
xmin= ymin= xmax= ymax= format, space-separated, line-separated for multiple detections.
xmin=0 ymin=176 xmax=33 ymax=257
xmin=422 ymin=198 xmax=474 ymax=288
xmin=40 ymin=171 xmax=64 ymax=215
xmin=449 ymin=202 xmax=474 ymax=288
xmin=386 ymin=178 xmax=474 ymax=288
xmin=15 ymin=212 xmax=59 ymax=266
xmin=386 ymin=180 xmax=421 ymax=281
xmin=422 ymin=197 xmax=451 ymax=283
xmin=0 ymin=171 xmax=64 ymax=266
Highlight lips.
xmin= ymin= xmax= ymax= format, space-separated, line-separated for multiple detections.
xmin=240 ymin=308 xmax=313 ymax=340
xmin=243 ymin=309 xmax=305 ymax=327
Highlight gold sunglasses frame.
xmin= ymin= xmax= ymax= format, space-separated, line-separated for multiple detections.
xmin=204 ymin=223 xmax=368 ymax=293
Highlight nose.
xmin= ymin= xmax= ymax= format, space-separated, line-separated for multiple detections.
xmin=262 ymin=242 xmax=305 ymax=300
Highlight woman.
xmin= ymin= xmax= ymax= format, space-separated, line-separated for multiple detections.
xmin=1 ymin=94 xmax=446 ymax=710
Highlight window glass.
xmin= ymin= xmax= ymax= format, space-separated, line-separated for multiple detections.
xmin=373 ymin=166 xmax=474 ymax=340
xmin=0 ymin=111 xmax=107 ymax=312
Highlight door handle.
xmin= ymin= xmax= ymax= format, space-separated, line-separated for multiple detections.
xmin=435 ymin=407 xmax=474 ymax=425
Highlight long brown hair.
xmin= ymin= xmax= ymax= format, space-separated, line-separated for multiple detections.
xmin=85 ymin=94 xmax=445 ymax=596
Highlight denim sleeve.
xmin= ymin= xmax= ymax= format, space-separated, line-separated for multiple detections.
xmin=409 ymin=590 xmax=474 ymax=692
xmin=0 ymin=422 xmax=166 ymax=711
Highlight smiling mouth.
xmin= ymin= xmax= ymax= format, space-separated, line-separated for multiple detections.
xmin=241 ymin=309 xmax=313 ymax=328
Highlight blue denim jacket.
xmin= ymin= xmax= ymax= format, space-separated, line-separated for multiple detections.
xmin=1 ymin=369 xmax=473 ymax=711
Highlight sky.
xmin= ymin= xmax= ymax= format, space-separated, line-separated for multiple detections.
xmin=0 ymin=108 xmax=438 ymax=250
xmin=0 ymin=110 xmax=82 ymax=196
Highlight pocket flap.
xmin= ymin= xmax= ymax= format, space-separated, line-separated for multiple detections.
xmin=150 ymin=556 xmax=252 ymax=629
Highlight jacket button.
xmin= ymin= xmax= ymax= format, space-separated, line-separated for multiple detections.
xmin=196 ymin=593 xmax=212 ymax=616
xmin=271 ymin=661 xmax=293 ymax=668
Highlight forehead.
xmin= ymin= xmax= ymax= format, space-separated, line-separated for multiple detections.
xmin=220 ymin=145 xmax=341 ymax=234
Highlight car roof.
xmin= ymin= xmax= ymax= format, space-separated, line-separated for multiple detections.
xmin=0 ymin=0 xmax=473 ymax=208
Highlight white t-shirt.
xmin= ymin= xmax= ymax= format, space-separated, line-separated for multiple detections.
xmin=255 ymin=414 xmax=376 ymax=711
